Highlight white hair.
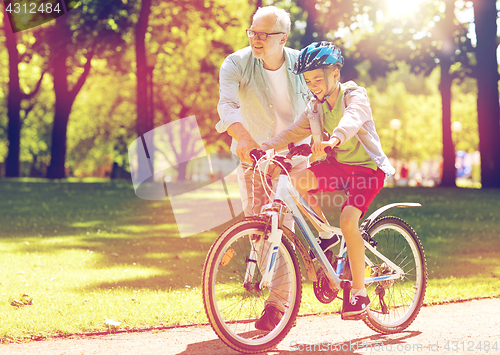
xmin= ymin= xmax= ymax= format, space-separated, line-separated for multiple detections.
xmin=253 ymin=6 xmax=291 ymax=34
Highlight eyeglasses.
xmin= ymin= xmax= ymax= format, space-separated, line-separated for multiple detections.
xmin=246 ymin=29 xmax=285 ymax=41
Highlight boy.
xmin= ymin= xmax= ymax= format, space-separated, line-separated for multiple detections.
xmin=261 ymin=42 xmax=395 ymax=317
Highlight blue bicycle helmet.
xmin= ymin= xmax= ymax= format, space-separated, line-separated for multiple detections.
xmin=292 ymin=41 xmax=344 ymax=75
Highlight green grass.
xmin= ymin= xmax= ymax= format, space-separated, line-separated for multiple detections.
xmin=0 ymin=180 xmax=499 ymax=342
xmin=365 ymin=187 xmax=500 ymax=304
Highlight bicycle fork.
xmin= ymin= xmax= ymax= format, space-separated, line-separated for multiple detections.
xmin=243 ymin=211 xmax=283 ymax=290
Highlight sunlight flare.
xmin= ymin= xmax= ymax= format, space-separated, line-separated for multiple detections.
xmin=386 ymin=0 xmax=423 ymax=17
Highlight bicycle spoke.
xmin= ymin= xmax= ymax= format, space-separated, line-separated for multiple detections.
xmin=363 ymin=217 xmax=427 ymax=334
xmin=203 ymin=220 xmax=302 ymax=352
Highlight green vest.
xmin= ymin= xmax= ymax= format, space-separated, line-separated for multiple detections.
xmin=322 ymin=84 xmax=378 ymax=171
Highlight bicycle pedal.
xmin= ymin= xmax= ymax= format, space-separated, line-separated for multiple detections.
xmin=341 ymin=311 xmax=368 ymax=321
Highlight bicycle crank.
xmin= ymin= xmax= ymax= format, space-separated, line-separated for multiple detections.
xmin=313 ymin=251 xmax=339 ymax=303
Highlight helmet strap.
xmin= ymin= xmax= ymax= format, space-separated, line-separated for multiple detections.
xmin=314 ymin=68 xmax=337 ymax=104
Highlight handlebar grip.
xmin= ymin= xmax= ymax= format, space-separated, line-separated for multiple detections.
xmin=324 ymin=146 xmax=333 ymax=155
xmin=302 ymin=144 xmax=312 ymax=156
xmin=249 ymin=148 xmax=265 ymax=161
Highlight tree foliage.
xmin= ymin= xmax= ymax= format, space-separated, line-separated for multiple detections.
xmin=149 ymin=0 xmax=249 ymax=142
xmin=366 ymin=64 xmax=478 ymax=163
xmin=67 ymin=58 xmax=136 ymax=177
xmin=288 ymin=0 xmax=480 ymax=186
xmin=1 ymin=7 xmax=47 ymax=177
xmin=0 ymin=0 xmax=497 ymax=187
xmin=136 ymin=0 xmax=251 ymax=181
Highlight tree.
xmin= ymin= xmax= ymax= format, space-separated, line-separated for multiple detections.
xmin=2 ymin=13 xmax=21 ymax=177
xmin=134 ymin=0 xmax=153 ymax=180
xmin=139 ymin=0 xmax=248 ymax=180
xmin=31 ymin=0 xmax=136 ymax=179
xmin=332 ymin=0 xmax=474 ymax=186
xmin=295 ymin=0 xmax=320 ymax=47
xmin=471 ymin=0 xmax=500 ymax=188
xmin=435 ymin=0 xmax=460 ymax=187
xmin=367 ymin=63 xmax=479 ymax=169
xmin=66 ymin=66 xmax=137 ymax=178
xmin=368 ymin=70 xmax=443 ymax=163
xmin=289 ymin=0 xmax=387 ymax=80
xmin=302 ymin=0 xmax=494 ymax=188
xmin=1 ymin=6 xmax=45 ymax=177
xmin=63 ymin=0 xmax=247 ymax=180
xmin=44 ymin=17 xmax=92 ymax=179
xmin=250 ymin=0 xmax=263 ymax=23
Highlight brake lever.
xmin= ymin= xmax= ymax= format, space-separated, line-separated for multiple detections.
xmin=286 ymin=143 xmax=296 ymax=159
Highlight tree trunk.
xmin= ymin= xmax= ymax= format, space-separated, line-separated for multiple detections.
xmin=472 ymin=0 xmax=500 ymax=188
xmin=4 ymin=19 xmax=21 ymax=177
xmin=135 ymin=0 xmax=154 ymax=178
xmin=299 ymin=0 xmax=319 ymax=47
xmin=439 ymin=63 xmax=456 ymax=187
xmin=47 ymin=43 xmax=71 ymax=179
xmin=250 ymin=0 xmax=262 ymax=23
xmin=438 ymin=0 xmax=456 ymax=187
xmin=46 ymin=17 xmax=92 ymax=179
xmin=176 ymin=161 xmax=188 ymax=181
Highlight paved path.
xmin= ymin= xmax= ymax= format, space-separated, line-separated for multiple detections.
xmin=1 ymin=298 xmax=500 ymax=355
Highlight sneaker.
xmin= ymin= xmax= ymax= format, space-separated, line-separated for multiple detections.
xmin=255 ymin=304 xmax=284 ymax=331
xmin=308 ymin=234 xmax=339 ymax=260
xmin=342 ymin=293 xmax=370 ymax=318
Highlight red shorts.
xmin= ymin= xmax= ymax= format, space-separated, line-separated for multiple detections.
xmin=308 ymin=158 xmax=385 ymax=216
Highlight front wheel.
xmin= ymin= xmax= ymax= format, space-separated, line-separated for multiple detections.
xmin=202 ymin=218 xmax=302 ymax=353
xmin=363 ymin=216 xmax=427 ymax=334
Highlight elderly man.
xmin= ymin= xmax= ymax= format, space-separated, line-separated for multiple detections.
xmin=216 ymin=6 xmax=310 ymax=218
xmin=215 ymin=6 xmax=310 ymax=331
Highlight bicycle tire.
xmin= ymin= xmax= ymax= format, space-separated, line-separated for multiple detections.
xmin=363 ymin=216 xmax=427 ymax=334
xmin=202 ymin=218 xmax=302 ymax=353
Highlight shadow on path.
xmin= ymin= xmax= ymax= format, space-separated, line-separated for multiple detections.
xmin=177 ymin=330 xmax=423 ymax=355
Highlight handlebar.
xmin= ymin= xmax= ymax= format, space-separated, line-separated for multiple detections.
xmin=249 ymin=143 xmax=313 ymax=175
xmin=249 ymin=141 xmax=334 ymax=168
xmin=249 ymin=143 xmax=313 ymax=164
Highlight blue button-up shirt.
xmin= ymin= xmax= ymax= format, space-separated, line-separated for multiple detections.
xmin=216 ymin=46 xmax=311 ymax=153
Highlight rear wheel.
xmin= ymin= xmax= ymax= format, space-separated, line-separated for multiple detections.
xmin=363 ymin=216 xmax=427 ymax=333
xmin=202 ymin=218 xmax=302 ymax=353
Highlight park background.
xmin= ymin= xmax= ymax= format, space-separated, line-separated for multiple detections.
xmin=0 ymin=0 xmax=499 ymax=344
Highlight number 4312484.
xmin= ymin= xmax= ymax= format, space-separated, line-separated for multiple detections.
xmin=444 ymin=341 xmax=498 ymax=352
xmin=5 ymin=2 xmax=62 ymax=14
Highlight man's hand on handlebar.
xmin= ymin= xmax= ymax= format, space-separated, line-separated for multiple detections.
xmin=249 ymin=148 xmax=266 ymax=164
xmin=236 ymin=137 xmax=260 ymax=164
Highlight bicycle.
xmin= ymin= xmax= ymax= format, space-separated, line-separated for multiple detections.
xmin=202 ymin=143 xmax=427 ymax=353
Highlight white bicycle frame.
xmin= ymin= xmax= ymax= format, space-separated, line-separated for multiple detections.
xmin=244 ymin=152 xmax=421 ymax=291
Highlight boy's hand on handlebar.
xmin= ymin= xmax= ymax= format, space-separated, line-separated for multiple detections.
xmin=312 ymin=138 xmax=340 ymax=156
